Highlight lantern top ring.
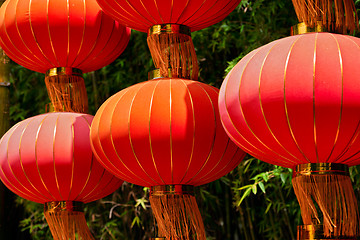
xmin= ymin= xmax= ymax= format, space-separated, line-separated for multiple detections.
xmin=291 ymin=21 xmax=327 ymax=36
xmin=148 ymin=24 xmax=191 ymax=36
xmin=44 ymin=201 xmax=84 ymax=213
xmin=150 ymin=185 xmax=194 ymax=196
xmin=148 ymin=68 xmax=193 ymax=80
xmin=292 ymin=163 xmax=349 ymax=178
xmin=46 ymin=67 xmax=83 ymax=77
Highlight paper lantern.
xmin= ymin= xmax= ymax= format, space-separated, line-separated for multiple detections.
xmin=96 ymin=0 xmax=241 ymax=80
xmin=0 ymin=0 xmax=131 ymax=112
xmin=219 ymin=32 xmax=360 ymax=238
xmin=90 ymin=77 xmax=245 ymax=240
xmin=0 ymin=112 xmax=122 ymax=240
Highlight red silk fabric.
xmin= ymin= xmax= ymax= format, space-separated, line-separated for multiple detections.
xmin=0 ymin=112 xmax=122 ymax=204
xmin=90 ymin=78 xmax=245 ymax=187
xmin=96 ymin=0 xmax=241 ymax=32
xmin=0 ymin=0 xmax=131 ymax=73
xmin=219 ymin=32 xmax=360 ymax=169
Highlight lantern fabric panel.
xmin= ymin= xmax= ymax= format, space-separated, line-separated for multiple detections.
xmin=90 ymin=78 xmax=245 ymax=187
xmin=219 ymin=32 xmax=360 ymax=169
xmin=0 ymin=0 xmax=131 ymax=73
xmin=0 ymin=112 xmax=122 ymax=204
xmin=96 ymin=0 xmax=241 ymax=32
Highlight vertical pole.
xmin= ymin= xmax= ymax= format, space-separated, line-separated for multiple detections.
xmin=0 ymin=48 xmax=10 ymax=239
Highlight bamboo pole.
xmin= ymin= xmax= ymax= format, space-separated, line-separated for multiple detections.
xmin=0 ymin=48 xmax=10 ymax=239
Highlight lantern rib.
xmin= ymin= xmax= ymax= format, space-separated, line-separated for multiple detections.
xmin=313 ymin=33 xmax=319 ymax=163
xmin=152 ymin=0 xmax=164 ymax=23
xmin=52 ymin=114 xmax=64 ymax=200
xmin=100 ymin=0 xmax=144 ymax=30
xmin=13 ymin=0 xmax=48 ymax=67
xmin=27 ymin=0 xmax=55 ymax=70
xmin=148 ymin=80 xmax=165 ymax=185
xmin=3 ymin=122 xmax=42 ymax=201
xmin=95 ymin=95 xmax=143 ymax=183
xmin=111 ymin=87 xmax=155 ymax=185
xmin=258 ymin=40 xmax=300 ymax=166
xmin=80 ymin=168 xmax=106 ymax=202
xmin=178 ymin=79 xmax=196 ymax=184
xmin=237 ymin=42 xmax=296 ymax=166
xmin=170 ymin=0 xmax=173 ymax=23
xmin=324 ymin=34 xmax=344 ymax=163
xmin=137 ymin=0 xmax=157 ymax=24
xmin=169 ymin=79 xmax=173 ymax=183
xmin=124 ymin=0 xmax=155 ymax=26
xmin=67 ymin=115 xmax=75 ymax=200
xmin=35 ymin=114 xmax=56 ymax=200
xmin=0 ymin=0 xmax=39 ymax=68
xmin=46 ymin=0 xmax=61 ymax=66
xmin=85 ymin=175 xmax=119 ymax=203
xmin=222 ymin=51 xmax=270 ymax=161
xmin=184 ymin=81 xmax=217 ymax=184
xmin=173 ymin=0 xmax=190 ymax=25
xmin=74 ymin=10 xmax=105 ymax=70
xmin=283 ymin=34 xmax=311 ymax=165
xmin=194 ymin=86 xmax=237 ymax=184
xmin=66 ymin=0 xmax=70 ymax=66
xmin=332 ymin=36 xmax=360 ymax=165
xmin=68 ymin=0 xmax=86 ymax=67
xmin=74 ymin=115 xmax=97 ymax=200
xmin=18 ymin=117 xmax=50 ymax=202
xmin=180 ymin=0 xmax=207 ymax=27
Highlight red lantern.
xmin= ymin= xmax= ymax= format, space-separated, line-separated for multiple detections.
xmin=0 ymin=112 xmax=122 ymax=239
xmin=90 ymin=77 xmax=245 ymax=240
xmin=0 ymin=0 xmax=131 ymax=112
xmin=96 ymin=0 xmax=240 ymax=80
xmin=219 ymin=32 xmax=360 ymax=238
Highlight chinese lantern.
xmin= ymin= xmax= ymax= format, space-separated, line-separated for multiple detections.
xmin=0 ymin=112 xmax=123 ymax=240
xmin=90 ymin=76 xmax=245 ymax=240
xmin=219 ymin=32 xmax=360 ymax=238
xmin=96 ymin=0 xmax=241 ymax=80
xmin=0 ymin=0 xmax=131 ymax=112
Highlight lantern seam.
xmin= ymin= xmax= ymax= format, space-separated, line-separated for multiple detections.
xmin=258 ymin=38 xmax=300 ymax=166
xmin=46 ymin=0 xmax=61 ymax=66
xmin=67 ymin=115 xmax=75 ymax=200
xmin=53 ymin=114 xmax=64 ymax=200
xmin=313 ymin=33 xmax=320 ymax=163
xmin=184 ymin=81 xmax=217 ymax=184
xmin=109 ymin=87 xmax=153 ymax=185
xmin=178 ymin=79 xmax=196 ymax=184
xmin=148 ymin=80 xmax=166 ymax=184
xmin=283 ymin=34 xmax=311 ymax=165
xmin=28 ymin=0 xmax=54 ymax=71
xmin=18 ymin=117 xmax=50 ymax=202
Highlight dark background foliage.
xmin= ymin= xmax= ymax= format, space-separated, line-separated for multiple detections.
xmin=1 ymin=0 xmax=360 ymax=239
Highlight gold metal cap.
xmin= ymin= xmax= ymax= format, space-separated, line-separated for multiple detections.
xmin=149 ymin=238 xmax=166 ymax=240
xmin=148 ymin=68 xmax=193 ymax=80
xmin=46 ymin=67 xmax=83 ymax=77
xmin=297 ymin=224 xmax=358 ymax=239
xmin=150 ymin=185 xmax=194 ymax=196
xmin=291 ymin=22 xmax=327 ymax=36
xmin=44 ymin=201 xmax=84 ymax=213
xmin=293 ymin=163 xmax=349 ymax=178
xmin=148 ymin=24 xmax=191 ymax=36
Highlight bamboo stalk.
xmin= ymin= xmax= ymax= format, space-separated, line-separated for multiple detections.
xmin=0 ymin=48 xmax=10 ymax=239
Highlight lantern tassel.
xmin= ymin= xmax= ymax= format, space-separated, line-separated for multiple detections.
xmin=147 ymin=24 xmax=198 ymax=80
xmin=44 ymin=201 xmax=94 ymax=240
xmin=292 ymin=163 xmax=359 ymax=238
xmin=291 ymin=0 xmax=358 ymax=33
xmin=45 ymin=67 xmax=88 ymax=113
xmin=149 ymin=186 xmax=206 ymax=240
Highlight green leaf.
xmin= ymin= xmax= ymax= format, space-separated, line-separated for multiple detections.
xmin=237 ymin=187 xmax=252 ymax=206
xmin=258 ymin=181 xmax=266 ymax=193
xmin=251 ymin=184 xmax=257 ymax=194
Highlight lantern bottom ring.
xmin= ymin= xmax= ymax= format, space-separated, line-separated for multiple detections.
xmin=148 ymin=24 xmax=191 ymax=36
xmin=46 ymin=67 xmax=83 ymax=77
xmin=150 ymin=185 xmax=194 ymax=196
xmin=44 ymin=201 xmax=84 ymax=213
xmin=297 ymin=224 xmax=360 ymax=240
xmin=292 ymin=163 xmax=349 ymax=178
